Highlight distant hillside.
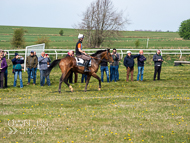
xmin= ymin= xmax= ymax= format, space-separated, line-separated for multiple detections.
xmin=0 ymin=25 xmax=189 ymax=49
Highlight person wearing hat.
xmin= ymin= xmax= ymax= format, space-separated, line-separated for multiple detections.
xmin=75 ymin=33 xmax=91 ymax=72
xmin=0 ymin=52 xmax=8 ymax=88
xmin=124 ymin=51 xmax=139 ymax=82
xmin=26 ymin=51 xmax=38 ymax=85
xmin=153 ymin=50 xmax=163 ymax=81
xmin=110 ymin=48 xmax=120 ymax=82
xmin=12 ymin=53 xmax=24 ymax=88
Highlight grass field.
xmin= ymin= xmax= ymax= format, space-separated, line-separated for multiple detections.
xmin=0 ymin=25 xmax=190 ymax=49
xmin=1 ymin=63 xmax=190 ymax=143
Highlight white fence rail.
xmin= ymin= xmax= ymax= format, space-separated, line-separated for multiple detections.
xmin=4 ymin=48 xmax=190 ymax=60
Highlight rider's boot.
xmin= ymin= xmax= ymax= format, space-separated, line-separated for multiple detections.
xmin=84 ymin=60 xmax=91 ymax=72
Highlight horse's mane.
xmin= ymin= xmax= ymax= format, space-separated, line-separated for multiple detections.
xmin=91 ymin=50 xmax=106 ymax=57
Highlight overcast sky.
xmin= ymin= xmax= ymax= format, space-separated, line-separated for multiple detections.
xmin=0 ymin=0 xmax=189 ymax=32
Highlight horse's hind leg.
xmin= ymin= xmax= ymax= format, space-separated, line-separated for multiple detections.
xmin=63 ymin=70 xmax=73 ymax=92
xmin=92 ymin=73 xmax=101 ymax=91
xmin=58 ymin=74 xmax=64 ymax=93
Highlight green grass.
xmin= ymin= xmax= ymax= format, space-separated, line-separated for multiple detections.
xmin=0 ymin=25 xmax=190 ymax=49
xmin=1 ymin=63 xmax=190 ymax=142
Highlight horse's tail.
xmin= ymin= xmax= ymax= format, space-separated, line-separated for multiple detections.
xmin=45 ymin=59 xmax=61 ymax=77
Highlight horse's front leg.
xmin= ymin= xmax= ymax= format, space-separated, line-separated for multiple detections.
xmin=92 ymin=73 xmax=101 ymax=91
xmin=84 ymin=75 xmax=91 ymax=92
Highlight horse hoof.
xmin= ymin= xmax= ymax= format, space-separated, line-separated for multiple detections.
xmin=58 ymin=91 xmax=61 ymax=93
xmin=69 ymin=85 xmax=74 ymax=92
xmin=98 ymin=88 xmax=101 ymax=91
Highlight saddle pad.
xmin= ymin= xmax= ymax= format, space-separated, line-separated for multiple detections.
xmin=75 ymin=57 xmax=91 ymax=67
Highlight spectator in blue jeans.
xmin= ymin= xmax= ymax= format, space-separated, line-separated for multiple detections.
xmin=110 ymin=48 xmax=119 ymax=82
xmin=81 ymin=74 xmax=87 ymax=83
xmin=137 ymin=50 xmax=146 ymax=81
xmin=100 ymin=58 xmax=109 ymax=82
xmin=26 ymin=51 xmax=38 ymax=85
xmin=31 ymin=51 xmax=38 ymax=80
xmin=12 ymin=53 xmax=24 ymax=88
xmin=38 ymin=52 xmax=51 ymax=86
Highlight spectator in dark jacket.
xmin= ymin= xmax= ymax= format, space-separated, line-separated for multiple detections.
xmin=124 ymin=51 xmax=139 ymax=82
xmin=26 ymin=51 xmax=38 ymax=85
xmin=38 ymin=52 xmax=51 ymax=86
xmin=12 ymin=53 xmax=24 ymax=88
xmin=153 ymin=50 xmax=163 ymax=80
xmin=137 ymin=50 xmax=146 ymax=81
xmin=31 ymin=51 xmax=38 ymax=80
xmin=100 ymin=58 xmax=109 ymax=82
xmin=0 ymin=52 xmax=8 ymax=88
xmin=110 ymin=48 xmax=120 ymax=82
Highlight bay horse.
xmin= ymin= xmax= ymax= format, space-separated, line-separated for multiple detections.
xmin=45 ymin=49 xmax=114 ymax=92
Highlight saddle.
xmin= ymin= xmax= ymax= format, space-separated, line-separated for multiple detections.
xmin=75 ymin=57 xmax=91 ymax=67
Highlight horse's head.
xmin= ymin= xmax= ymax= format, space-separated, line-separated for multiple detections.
xmin=104 ymin=48 xmax=114 ymax=63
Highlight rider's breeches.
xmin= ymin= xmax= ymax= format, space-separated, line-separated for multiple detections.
xmin=77 ymin=55 xmax=91 ymax=60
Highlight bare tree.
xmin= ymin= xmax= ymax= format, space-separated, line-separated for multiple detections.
xmin=78 ymin=0 xmax=128 ymax=48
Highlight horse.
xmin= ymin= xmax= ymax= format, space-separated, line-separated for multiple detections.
xmin=45 ymin=49 xmax=114 ymax=92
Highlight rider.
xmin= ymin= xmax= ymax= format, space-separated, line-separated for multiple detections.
xmin=76 ymin=33 xmax=91 ymax=72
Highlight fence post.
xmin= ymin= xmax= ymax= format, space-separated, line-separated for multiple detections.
xmin=120 ymin=49 xmax=123 ymax=59
xmin=55 ymin=50 xmax=57 ymax=59
xmin=180 ymin=49 xmax=182 ymax=59
xmin=8 ymin=50 xmax=10 ymax=59
xmin=146 ymin=38 xmax=149 ymax=48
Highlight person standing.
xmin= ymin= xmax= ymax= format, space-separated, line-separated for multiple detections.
xmin=0 ymin=50 xmax=8 ymax=88
xmin=26 ymin=51 xmax=38 ymax=85
xmin=116 ymin=50 xmax=121 ymax=81
xmin=0 ymin=52 xmax=8 ymax=88
xmin=110 ymin=48 xmax=119 ymax=82
xmin=124 ymin=51 xmax=139 ymax=82
xmin=137 ymin=50 xmax=146 ymax=81
xmin=12 ymin=53 xmax=24 ymax=88
xmin=81 ymin=74 xmax=87 ymax=83
xmin=66 ymin=50 xmax=74 ymax=83
xmin=100 ymin=58 xmax=109 ymax=82
xmin=31 ymin=51 xmax=38 ymax=80
xmin=153 ymin=50 xmax=163 ymax=81
xmin=38 ymin=52 xmax=51 ymax=86
xmin=33 ymin=51 xmax=38 ymax=81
